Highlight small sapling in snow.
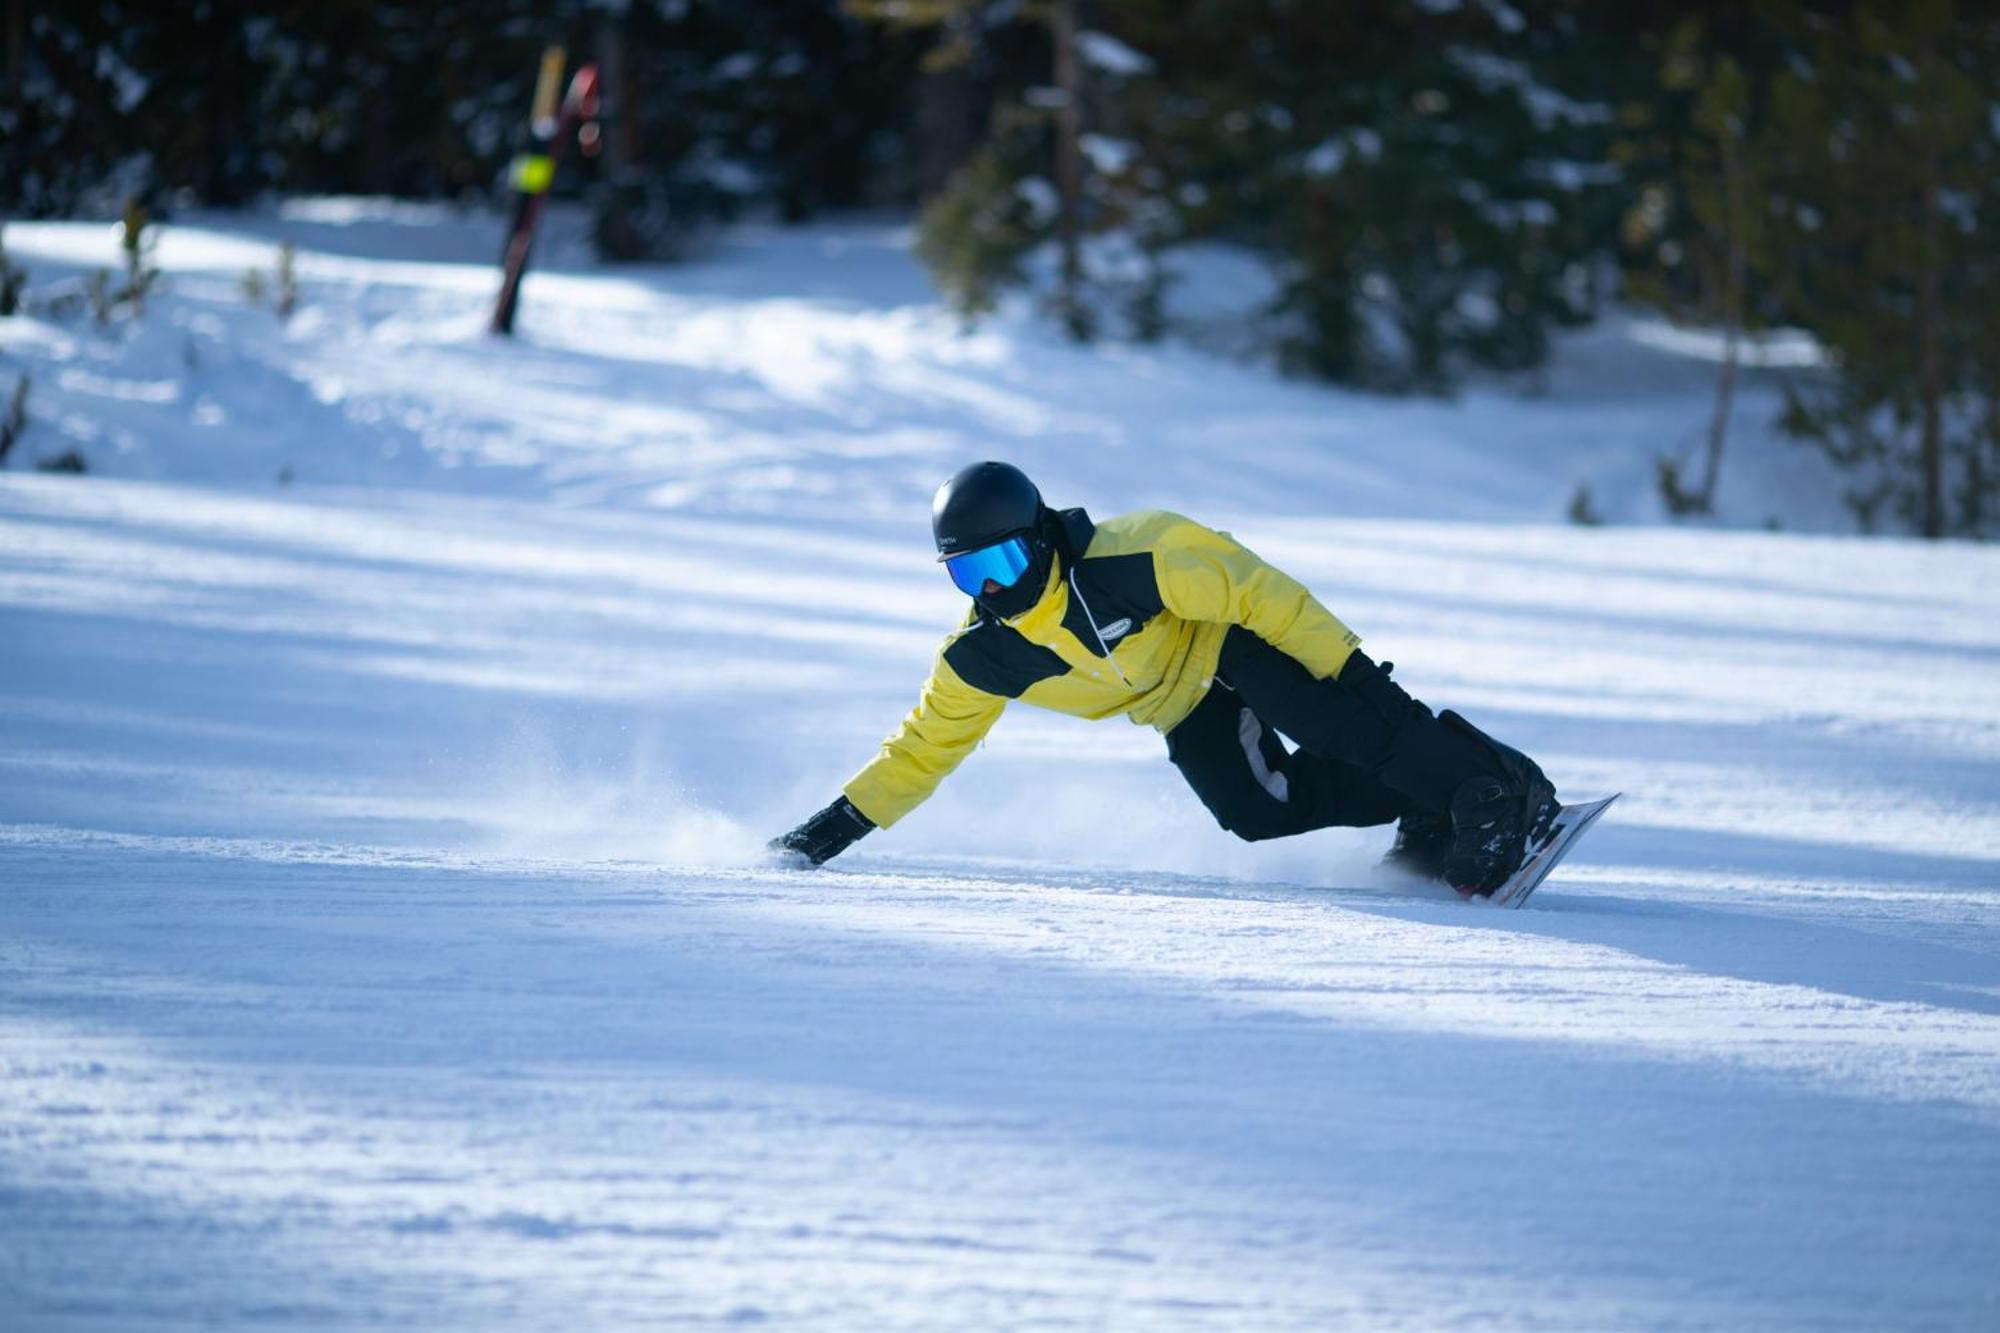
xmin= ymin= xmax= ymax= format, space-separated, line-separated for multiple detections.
xmin=0 ymin=231 xmax=24 ymax=317
xmin=1567 ymin=482 xmax=1604 ymax=526
xmin=117 ymin=198 xmax=160 ymax=316
xmin=244 ymin=243 xmax=300 ymax=319
xmin=0 ymin=374 xmax=27 ymax=466
xmin=275 ymin=242 xmax=298 ymax=319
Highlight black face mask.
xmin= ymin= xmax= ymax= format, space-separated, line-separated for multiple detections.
xmin=975 ymin=528 xmax=1057 ymax=621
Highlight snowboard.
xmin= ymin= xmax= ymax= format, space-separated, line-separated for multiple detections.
xmin=1484 ymin=794 xmax=1621 ymax=909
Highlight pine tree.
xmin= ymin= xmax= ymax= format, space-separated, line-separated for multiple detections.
xmin=850 ymin=0 xmax=1107 ymax=336
xmin=1764 ymin=0 xmax=1999 ymax=537
xmin=4 ymin=1 xmax=919 ymax=237
xmin=591 ymin=0 xmax=923 ymax=259
xmin=1616 ymin=9 xmax=1791 ymax=516
xmin=1106 ymin=0 xmax=1626 ymax=390
xmin=1 ymin=2 xmax=146 ymax=215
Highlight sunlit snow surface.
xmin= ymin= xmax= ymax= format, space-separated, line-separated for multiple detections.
xmin=3 ymin=205 xmax=1999 ymax=1329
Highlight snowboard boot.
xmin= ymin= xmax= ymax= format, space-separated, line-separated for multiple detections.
xmin=1433 ymin=711 xmax=1560 ymax=896
xmin=1336 ymin=655 xmax=1558 ymax=897
xmin=1380 ymin=802 xmax=1452 ymax=880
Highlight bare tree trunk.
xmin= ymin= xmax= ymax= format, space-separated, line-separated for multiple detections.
xmin=1918 ymin=210 xmax=1944 ymax=537
xmin=1972 ymin=415 xmax=1989 ymax=534
xmin=1699 ymin=119 xmax=1747 ymax=512
xmin=917 ymin=63 xmax=984 ymax=199
xmin=597 ymin=4 xmax=637 ymax=174
xmin=361 ymin=24 xmax=395 ymax=197
xmin=7 ymin=0 xmax=23 ymax=192
xmin=7 ymin=0 xmax=22 ymax=106
xmin=1916 ymin=51 xmax=1946 ymax=539
xmin=1050 ymin=0 xmax=1086 ymax=339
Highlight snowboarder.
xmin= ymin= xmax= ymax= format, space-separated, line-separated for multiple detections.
xmin=771 ymin=461 xmax=1560 ymax=895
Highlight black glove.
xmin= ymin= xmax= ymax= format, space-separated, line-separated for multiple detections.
xmin=769 ymin=796 xmax=874 ymax=867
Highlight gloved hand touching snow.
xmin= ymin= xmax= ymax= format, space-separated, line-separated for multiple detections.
xmin=769 ymin=796 xmax=874 ymax=867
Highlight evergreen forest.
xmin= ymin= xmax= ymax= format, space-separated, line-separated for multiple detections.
xmin=6 ymin=0 xmax=1995 ymax=536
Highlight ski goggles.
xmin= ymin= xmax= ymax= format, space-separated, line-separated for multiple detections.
xmin=944 ymin=535 xmax=1033 ymax=597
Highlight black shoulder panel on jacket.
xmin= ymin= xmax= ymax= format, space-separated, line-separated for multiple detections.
xmin=1081 ymin=550 xmax=1166 ymax=619
xmin=1062 ymin=551 xmax=1165 ymax=657
xmin=944 ymin=620 xmax=1071 ymax=699
xmin=1053 ymin=506 xmax=1097 ymax=559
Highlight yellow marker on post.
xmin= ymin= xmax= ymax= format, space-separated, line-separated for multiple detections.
xmin=493 ymin=52 xmax=600 ymax=336
xmin=508 ymin=154 xmax=555 ymax=195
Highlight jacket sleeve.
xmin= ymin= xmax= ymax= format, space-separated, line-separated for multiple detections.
xmin=842 ymin=651 xmax=1007 ymax=829
xmin=1152 ymin=518 xmax=1362 ymax=680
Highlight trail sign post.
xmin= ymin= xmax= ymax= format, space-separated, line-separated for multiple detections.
xmin=492 ymin=51 xmax=600 ymax=336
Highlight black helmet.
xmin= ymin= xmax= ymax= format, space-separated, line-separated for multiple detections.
xmin=932 ymin=461 xmax=1055 ymax=618
xmin=933 ymin=461 xmax=1043 ymax=560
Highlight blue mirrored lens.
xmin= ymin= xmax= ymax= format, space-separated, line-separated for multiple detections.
xmin=946 ymin=536 xmax=1032 ymax=596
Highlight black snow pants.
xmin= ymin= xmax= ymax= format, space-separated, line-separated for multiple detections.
xmin=1165 ymin=626 xmax=1411 ymax=842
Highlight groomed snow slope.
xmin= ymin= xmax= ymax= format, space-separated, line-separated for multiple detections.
xmin=2 ymin=205 xmax=1998 ymax=1330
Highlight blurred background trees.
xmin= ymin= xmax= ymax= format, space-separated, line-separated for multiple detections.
xmin=3 ymin=0 xmax=1995 ymax=534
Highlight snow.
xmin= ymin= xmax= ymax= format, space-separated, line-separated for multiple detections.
xmin=1305 ymin=129 xmax=1384 ymax=179
xmin=1305 ymin=139 xmax=1349 ymax=177
xmin=3 ymin=203 xmax=1998 ymax=1330
xmin=1077 ymin=132 xmax=1138 ymax=176
xmin=0 ymin=205 xmax=1851 ymax=530
xmin=1015 ymin=176 xmax=1061 ymax=227
xmin=1077 ymin=31 xmax=1154 ymax=78
xmin=1446 ymin=46 xmax=1615 ymax=129
xmin=1531 ymin=158 xmax=1625 ymax=192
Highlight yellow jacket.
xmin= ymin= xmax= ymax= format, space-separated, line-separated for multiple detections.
xmin=844 ymin=508 xmax=1362 ymax=827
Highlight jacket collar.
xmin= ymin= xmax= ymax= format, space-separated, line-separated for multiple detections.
xmin=1001 ymin=507 xmax=1094 ymax=634
xmin=1053 ymin=506 xmax=1096 ymax=560
xmin=1005 ymin=551 xmax=1068 ymax=638
xmin=970 ymin=506 xmax=1096 ymax=634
